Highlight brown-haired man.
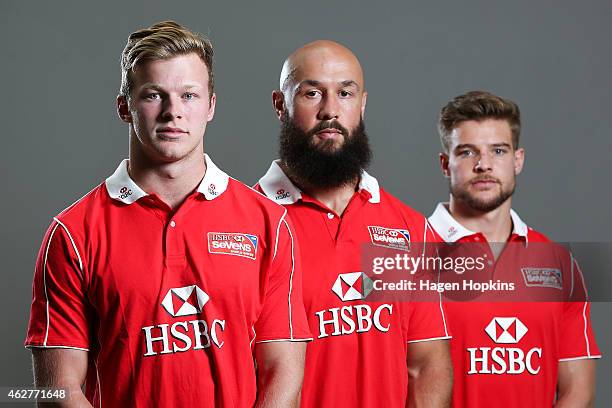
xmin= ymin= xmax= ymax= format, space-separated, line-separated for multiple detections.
xmin=428 ymin=90 xmax=600 ymax=407
xmin=25 ymin=21 xmax=311 ymax=407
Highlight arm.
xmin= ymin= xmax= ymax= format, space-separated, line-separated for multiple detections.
xmin=555 ymin=359 xmax=597 ymax=408
xmin=31 ymin=348 xmax=92 ymax=408
xmin=407 ymin=340 xmax=453 ymax=408
xmin=254 ymin=342 xmax=306 ymax=408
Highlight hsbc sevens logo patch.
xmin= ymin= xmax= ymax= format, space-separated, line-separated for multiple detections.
xmin=208 ymin=232 xmax=258 ymax=260
xmin=368 ymin=226 xmax=411 ymax=251
xmin=332 ymin=272 xmax=374 ymax=301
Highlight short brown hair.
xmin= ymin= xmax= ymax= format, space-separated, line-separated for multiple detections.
xmin=119 ymin=21 xmax=214 ymax=99
xmin=438 ymin=91 xmax=521 ymax=152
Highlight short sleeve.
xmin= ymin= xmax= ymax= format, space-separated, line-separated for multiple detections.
xmin=254 ymin=215 xmax=312 ymax=343
xmin=559 ymin=256 xmax=601 ymax=360
xmin=25 ymin=220 xmax=93 ymax=350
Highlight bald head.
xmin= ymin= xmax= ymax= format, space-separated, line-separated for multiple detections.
xmin=279 ymin=40 xmax=364 ymax=93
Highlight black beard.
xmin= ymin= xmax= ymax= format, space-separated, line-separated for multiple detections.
xmin=279 ymin=113 xmax=372 ymax=189
xmin=450 ymin=180 xmax=515 ymax=212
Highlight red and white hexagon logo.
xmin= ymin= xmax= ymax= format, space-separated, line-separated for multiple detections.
xmin=485 ymin=317 xmax=528 ymax=344
xmin=161 ymin=285 xmax=209 ymax=317
xmin=332 ymin=272 xmax=374 ymax=301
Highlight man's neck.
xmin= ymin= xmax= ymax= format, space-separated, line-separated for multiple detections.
xmin=128 ymin=142 xmax=206 ymax=210
xmin=448 ymin=198 xmax=514 ymax=243
xmin=279 ymin=162 xmax=359 ymax=216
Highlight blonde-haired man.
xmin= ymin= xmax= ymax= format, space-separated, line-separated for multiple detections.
xmin=25 ymin=21 xmax=311 ymax=407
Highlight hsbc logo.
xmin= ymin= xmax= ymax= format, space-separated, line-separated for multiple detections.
xmin=468 ymin=317 xmax=541 ymax=375
xmin=161 ymin=285 xmax=209 ymax=317
xmin=485 ymin=317 xmax=528 ymax=344
xmin=316 ymin=273 xmax=391 ymax=338
xmin=275 ymin=189 xmax=291 ymax=200
xmin=332 ymin=272 xmax=374 ymax=301
xmin=142 ymin=284 xmax=226 ymax=357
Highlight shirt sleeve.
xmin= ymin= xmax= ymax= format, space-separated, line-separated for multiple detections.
xmin=559 ymin=255 xmax=601 ymax=360
xmin=25 ymin=219 xmax=93 ymax=350
xmin=405 ymin=218 xmax=452 ymax=343
xmin=254 ymin=214 xmax=312 ymax=343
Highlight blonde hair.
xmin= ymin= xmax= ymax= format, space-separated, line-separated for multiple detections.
xmin=119 ymin=21 xmax=214 ymax=99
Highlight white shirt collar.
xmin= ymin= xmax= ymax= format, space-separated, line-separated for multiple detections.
xmin=105 ymin=154 xmax=229 ymax=204
xmin=428 ymin=202 xmax=529 ymax=242
xmin=257 ymin=160 xmax=381 ymax=205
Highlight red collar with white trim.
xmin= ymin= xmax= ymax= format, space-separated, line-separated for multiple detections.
xmin=257 ymin=160 xmax=381 ymax=205
xmin=428 ymin=202 xmax=529 ymax=243
xmin=105 ymin=154 xmax=230 ymax=204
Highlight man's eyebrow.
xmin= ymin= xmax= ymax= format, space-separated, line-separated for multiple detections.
xmin=454 ymin=143 xmax=477 ymax=151
xmin=340 ymin=80 xmax=360 ymax=90
xmin=138 ymin=83 xmax=203 ymax=91
xmin=490 ymin=142 xmax=512 ymax=148
xmin=297 ymin=79 xmax=360 ymax=90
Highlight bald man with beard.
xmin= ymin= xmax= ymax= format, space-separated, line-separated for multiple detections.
xmin=256 ymin=41 xmax=453 ymax=408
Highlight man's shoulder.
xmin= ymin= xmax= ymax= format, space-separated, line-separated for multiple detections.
xmin=226 ymin=177 xmax=288 ymax=218
xmin=526 ymin=227 xmax=551 ymax=242
xmin=54 ymin=183 xmax=108 ymax=224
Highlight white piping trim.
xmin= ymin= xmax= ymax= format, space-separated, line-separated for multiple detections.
xmin=25 ymin=344 xmax=90 ymax=351
xmin=283 ymin=218 xmax=295 ymax=339
xmin=250 ymin=326 xmax=256 ymax=348
xmin=42 ymin=223 xmax=59 ymax=346
xmin=582 ymin=301 xmax=591 ymax=357
xmin=255 ymin=338 xmax=314 ymax=344
xmin=570 ymin=253 xmax=575 ymax=298
xmin=272 ymin=210 xmax=287 ymax=262
xmin=53 ymin=217 xmax=83 ymax=273
xmin=95 ymin=359 xmax=102 ymax=408
xmin=559 ymin=355 xmax=602 ymax=362
xmin=407 ymin=336 xmax=452 ymax=344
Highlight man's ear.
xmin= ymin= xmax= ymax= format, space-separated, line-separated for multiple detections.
xmin=117 ymin=95 xmax=132 ymax=124
xmin=272 ymin=90 xmax=286 ymax=121
xmin=514 ymin=147 xmax=525 ymax=175
xmin=439 ymin=152 xmax=450 ymax=178
xmin=361 ymin=90 xmax=367 ymax=118
xmin=206 ymin=93 xmax=217 ymax=122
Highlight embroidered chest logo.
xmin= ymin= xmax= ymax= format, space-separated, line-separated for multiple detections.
xmin=208 ymin=232 xmax=258 ymax=260
xmin=521 ymin=268 xmax=563 ymax=290
xmin=367 ymin=226 xmax=411 ymax=251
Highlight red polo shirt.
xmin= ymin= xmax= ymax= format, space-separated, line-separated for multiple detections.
xmin=26 ymin=155 xmax=311 ymax=408
xmin=256 ymin=161 xmax=451 ymax=408
xmin=428 ymin=203 xmax=601 ymax=408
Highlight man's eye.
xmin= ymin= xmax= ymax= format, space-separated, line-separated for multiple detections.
xmin=339 ymin=90 xmax=352 ymax=97
xmin=305 ymin=90 xmax=320 ymax=97
xmin=494 ymin=148 xmax=507 ymax=155
xmin=183 ymin=92 xmax=197 ymax=100
xmin=459 ymin=150 xmax=474 ymax=157
xmin=144 ymin=93 xmax=161 ymax=100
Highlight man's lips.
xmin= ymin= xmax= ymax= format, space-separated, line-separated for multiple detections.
xmin=157 ymin=127 xmax=187 ymax=139
xmin=315 ymin=128 xmax=343 ymax=140
xmin=470 ymin=178 xmax=499 ymax=188
xmin=157 ymin=127 xmax=187 ymax=134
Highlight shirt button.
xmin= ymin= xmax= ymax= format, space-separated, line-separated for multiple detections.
xmin=170 ymin=220 xmax=176 ymax=228
xmin=327 ymin=212 xmax=334 ymax=219
xmin=474 ymin=236 xmax=480 ymax=241
xmin=487 ymin=260 xmax=493 ymax=266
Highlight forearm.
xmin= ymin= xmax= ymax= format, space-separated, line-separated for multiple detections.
xmin=255 ymin=366 xmax=301 ymax=408
xmin=32 ymin=349 xmax=92 ymax=408
xmin=555 ymin=359 xmax=596 ymax=408
xmin=35 ymin=388 xmax=92 ymax=408
xmin=408 ymin=364 xmax=452 ymax=408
